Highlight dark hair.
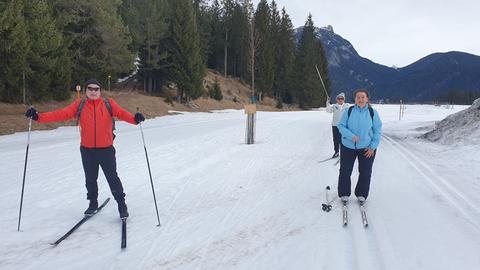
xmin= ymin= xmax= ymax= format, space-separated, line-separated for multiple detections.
xmin=353 ymin=89 xmax=369 ymax=98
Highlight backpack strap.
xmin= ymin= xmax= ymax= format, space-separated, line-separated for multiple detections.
xmin=346 ymin=105 xmax=374 ymax=129
xmin=76 ymin=99 xmax=87 ymax=126
xmin=347 ymin=106 xmax=354 ymax=117
xmin=103 ymin=97 xmax=115 ymax=131
xmin=368 ymin=105 xmax=374 ymax=120
xmin=76 ymin=97 xmax=115 ymax=133
xmin=347 ymin=106 xmax=354 ymax=129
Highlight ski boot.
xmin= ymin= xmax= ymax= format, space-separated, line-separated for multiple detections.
xmin=357 ymin=196 xmax=366 ymax=205
xmin=118 ymin=201 xmax=129 ymax=219
xmin=84 ymin=200 xmax=98 ymax=216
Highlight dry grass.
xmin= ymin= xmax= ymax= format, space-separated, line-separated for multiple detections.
xmin=0 ymin=70 xmax=298 ymax=135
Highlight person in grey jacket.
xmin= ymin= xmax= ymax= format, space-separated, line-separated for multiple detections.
xmin=326 ymin=92 xmax=350 ymax=157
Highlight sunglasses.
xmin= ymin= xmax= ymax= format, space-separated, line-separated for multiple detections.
xmin=337 ymin=97 xmax=345 ymax=100
xmin=87 ymin=86 xmax=100 ymax=91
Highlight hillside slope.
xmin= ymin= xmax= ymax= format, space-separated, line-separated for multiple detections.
xmin=0 ymin=70 xmax=290 ymax=135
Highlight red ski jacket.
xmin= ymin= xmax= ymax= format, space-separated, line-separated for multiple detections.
xmin=38 ymin=98 xmax=136 ymax=148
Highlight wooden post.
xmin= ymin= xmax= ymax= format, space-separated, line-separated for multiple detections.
xmin=245 ymin=104 xmax=257 ymax=145
xmin=399 ymin=100 xmax=403 ymax=120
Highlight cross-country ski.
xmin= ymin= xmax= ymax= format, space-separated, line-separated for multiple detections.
xmin=359 ymin=201 xmax=368 ymax=227
xmin=121 ymin=218 xmax=127 ymax=249
xmin=50 ymin=198 xmax=110 ymax=246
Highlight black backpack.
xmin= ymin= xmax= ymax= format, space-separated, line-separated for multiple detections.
xmin=76 ymin=97 xmax=115 ymax=133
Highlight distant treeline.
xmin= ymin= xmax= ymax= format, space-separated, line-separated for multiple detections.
xmin=436 ymin=90 xmax=480 ymax=105
xmin=0 ymin=0 xmax=330 ymax=108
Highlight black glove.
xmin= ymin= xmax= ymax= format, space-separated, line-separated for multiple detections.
xmin=25 ymin=107 xmax=39 ymax=121
xmin=134 ymin=112 xmax=145 ymax=124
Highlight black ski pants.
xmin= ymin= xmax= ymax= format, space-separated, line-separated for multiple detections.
xmin=80 ymin=146 xmax=126 ymax=203
xmin=332 ymin=126 xmax=341 ymax=153
xmin=338 ymin=144 xmax=376 ymax=199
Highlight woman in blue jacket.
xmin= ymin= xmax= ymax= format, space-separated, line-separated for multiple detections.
xmin=337 ymin=89 xmax=382 ymax=203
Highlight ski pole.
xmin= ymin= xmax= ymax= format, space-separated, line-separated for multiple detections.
xmin=137 ymin=108 xmax=161 ymax=227
xmin=18 ymin=114 xmax=33 ymax=231
xmin=315 ymin=65 xmax=329 ymax=100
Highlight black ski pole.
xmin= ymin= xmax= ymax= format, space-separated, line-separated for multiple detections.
xmin=18 ymin=114 xmax=33 ymax=231
xmin=138 ymin=108 xmax=161 ymax=227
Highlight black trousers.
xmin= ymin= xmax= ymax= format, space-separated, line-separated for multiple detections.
xmin=338 ymin=144 xmax=376 ymax=199
xmin=80 ymin=146 xmax=126 ymax=202
xmin=332 ymin=126 xmax=341 ymax=153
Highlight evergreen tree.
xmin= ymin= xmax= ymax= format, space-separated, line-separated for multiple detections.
xmin=221 ymin=0 xmax=235 ymax=77
xmin=122 ymin=0 xmax=169 ymax=92
xmin=295 ymin=14 xmax=330 ymax=108
xmin=50 ymin=0 xmax=134 ymax=85
xmin=119 ymin=0 xmax=141 ymax=52
xmin=169 ymin=0 xmax=205 ymax=100
xmin=268 ymin=1 xmax=280 ymax=99
xmin=193 ymin=0 xmax=211 ymax=65
xmin=274 ymin=8 xmax=296 ymax=104
xmin=240 ymin=0 xmax=254 ymax=83
xmin=206 ymin=0 xmax=224 ymax=71
xmin=317 ymin=33 xmax=331 ymax=101
xmin=228 ymin=3 xmax=244 ymax=77
xmin=0 ymin=0 xmax=29 ymax=103
xmin=254 ymin=0 xmax=275 ymax=100
xmin=204 ymin=0 xmax=252 ymax=81
xmin=209 ymin=78 xmax=223 ymax=101
xmin=25 ymin=0 xmax=71 ymax=101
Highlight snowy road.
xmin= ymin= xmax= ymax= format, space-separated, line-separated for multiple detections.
xmin=1 ymin=105 xmax=479 ymax=270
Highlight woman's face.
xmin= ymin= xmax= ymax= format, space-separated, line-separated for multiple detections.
xmin=337 ymin=96 xmax=345 ymax=105
xmin=355 ymin=92 xmax=369 ymax=108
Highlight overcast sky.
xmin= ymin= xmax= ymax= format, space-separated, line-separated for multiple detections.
xmin=252 ymin=0 xmax=480 ymax=67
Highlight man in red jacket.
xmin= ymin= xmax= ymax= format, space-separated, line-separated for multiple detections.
xmin=25 ymin=79 xmax=145 ymax=218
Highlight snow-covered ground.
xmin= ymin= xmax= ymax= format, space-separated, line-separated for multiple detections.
xmin=1 ymin=104 xmax=479 ymax=270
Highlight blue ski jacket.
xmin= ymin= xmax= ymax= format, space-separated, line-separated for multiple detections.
xmin=337 ymin=104 xmax=382 ymax=150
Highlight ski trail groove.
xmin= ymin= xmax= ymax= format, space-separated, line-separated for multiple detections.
xmin=193 ymin=155 xmax=259 ymax=270
xmin=382 ymin=134 xmax=480 ymax=231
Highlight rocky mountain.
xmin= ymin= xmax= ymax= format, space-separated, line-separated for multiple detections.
xmin=296 ymin=26 xmax=480 ymax=102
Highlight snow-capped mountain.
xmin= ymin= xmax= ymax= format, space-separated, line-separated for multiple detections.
xmin=296 ymin=26 xmax=480 ymax=102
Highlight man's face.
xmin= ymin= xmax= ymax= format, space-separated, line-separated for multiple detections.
xmin=86 ymin=84 xmax=101 ymax=100
xmin=337 ymin=97 xmax=345 ymax=105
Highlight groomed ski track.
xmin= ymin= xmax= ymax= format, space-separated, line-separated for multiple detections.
xmin=1 ymin=105 xmax=480 ymax=270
